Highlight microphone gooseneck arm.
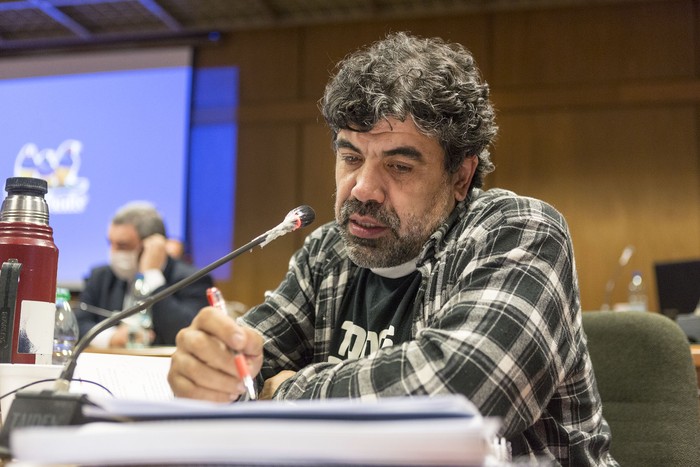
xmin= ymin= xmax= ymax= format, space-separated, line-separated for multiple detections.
xmin=56 ymin=205 xmax=316 ymax=388
xmin=78 ymin=302 xmax=116 ymax=318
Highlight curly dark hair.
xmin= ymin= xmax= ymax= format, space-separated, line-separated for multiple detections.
xmin=320 ymin=32 xmax=497 ymax=189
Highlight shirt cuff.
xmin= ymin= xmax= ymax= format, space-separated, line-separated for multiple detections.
xmin=142 ymin=269 xmax=166 ymax=292
xmin=89 ymin=326 xmax=117 ymax=348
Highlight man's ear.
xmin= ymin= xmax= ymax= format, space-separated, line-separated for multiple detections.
xmin=453 ymin=155 xmax=478 ymax=201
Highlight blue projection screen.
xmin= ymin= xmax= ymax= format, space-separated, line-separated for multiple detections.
xmin=0 ymin=48 xmax=193 ymax=290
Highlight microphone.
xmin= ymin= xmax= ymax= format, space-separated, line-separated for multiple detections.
xmin=0 ymin=205 xmax=315 ymax=453
xmin=77 ymin=302 xmax=116 ymax=318
xmin=601 ymin=244 xmax=634 ymax=311
xmin=58 ymin=204 xmax=314 ymax=387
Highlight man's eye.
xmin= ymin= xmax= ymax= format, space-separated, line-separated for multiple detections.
xmin=389 ymin=163 xmax=412 ymax=173
xmin=340 ymin=154 xmax=361 ymax=165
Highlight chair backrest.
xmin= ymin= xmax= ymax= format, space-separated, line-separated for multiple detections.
xmin=582 ymin=311 xmax=700 ymax=466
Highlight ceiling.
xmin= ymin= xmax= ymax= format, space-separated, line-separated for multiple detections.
xmin=0 ymin=0 xmax=656 ymax=55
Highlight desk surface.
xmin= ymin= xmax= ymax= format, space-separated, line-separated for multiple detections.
xmin=84 ymin=346 xmax=176 ymax=357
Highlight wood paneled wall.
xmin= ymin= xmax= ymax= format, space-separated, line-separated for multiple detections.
xmin=195 ymin=0 xmax=700 ymax=312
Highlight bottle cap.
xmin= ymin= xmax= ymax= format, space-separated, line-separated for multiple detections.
xmin=56 ymin=287 xmax=71 ymax=302
xmin=1 ymin=177 xmax=51 ymax=225
xmin=5 ymin=177 xmax=48 ymax=196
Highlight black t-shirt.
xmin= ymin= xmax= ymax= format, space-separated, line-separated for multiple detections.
xmin=328 ymin=267 xmax=421 ymax=363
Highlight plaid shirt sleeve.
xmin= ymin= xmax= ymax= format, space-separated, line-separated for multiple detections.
xmin=242 ymin=189 xmax=616 ymax=466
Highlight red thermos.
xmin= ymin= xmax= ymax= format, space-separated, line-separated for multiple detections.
xmin=0 ymin=177 xmax=59 ymax=364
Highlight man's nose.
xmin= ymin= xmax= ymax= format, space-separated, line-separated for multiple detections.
xmin=350 ymin=165 xmax=386 ymax=204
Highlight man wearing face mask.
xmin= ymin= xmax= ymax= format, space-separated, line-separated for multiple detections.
xmin=76 ymin=201 xmax=214 ymax=348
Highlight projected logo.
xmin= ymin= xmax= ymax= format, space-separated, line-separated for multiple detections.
xmin=14 ymin=140 xmax=90 ymax=214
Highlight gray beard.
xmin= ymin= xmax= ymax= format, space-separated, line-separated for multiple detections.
xmin=341 ymin=230 xmax=425 ymax=268
xmin=337 ymin=199 xmax=443 ymax=268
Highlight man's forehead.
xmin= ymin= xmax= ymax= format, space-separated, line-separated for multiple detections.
xmin=335 ymin=118 xmax=435 ymax=150
xmin=108 ymin=223 xmax=139 ymax=241
xmin=340 ymin=117 xmax=419 ymax=136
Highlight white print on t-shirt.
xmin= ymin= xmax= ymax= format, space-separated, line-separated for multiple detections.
xmin=328 ymin=321 xmax=395 ymax=363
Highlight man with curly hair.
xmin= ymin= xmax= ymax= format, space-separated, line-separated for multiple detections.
xmin=168 ymin=32 xmax=617 ymax=465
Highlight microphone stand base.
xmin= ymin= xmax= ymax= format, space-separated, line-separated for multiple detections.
xmin=0 ymin=390 xmax=92 ymax=458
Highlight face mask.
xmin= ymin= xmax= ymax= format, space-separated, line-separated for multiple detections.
xmin=109 ymin=250 xmax=139 ymax=281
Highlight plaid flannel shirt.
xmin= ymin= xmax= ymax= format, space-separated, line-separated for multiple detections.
xmin=242 ymin=188 xmax=617 ymax=466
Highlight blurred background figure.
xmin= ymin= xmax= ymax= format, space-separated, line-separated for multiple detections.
xmin=75 ymin=201 xmax=213 ymax=348
xmin=165 ymin=238 xmax=185 ymax=260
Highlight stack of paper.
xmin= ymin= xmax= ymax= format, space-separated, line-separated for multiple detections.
xmin=10 ymin=395 xmax=500 ymax=466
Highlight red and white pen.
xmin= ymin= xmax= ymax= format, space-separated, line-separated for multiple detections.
xmin=206 ymin=287 xmax=257 ymax=400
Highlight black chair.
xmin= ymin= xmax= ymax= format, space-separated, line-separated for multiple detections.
xmin=582 ymin=311 xmax=700 ymax=466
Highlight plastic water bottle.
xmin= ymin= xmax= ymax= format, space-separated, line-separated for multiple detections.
xmin=53 ymin=287 xmax=79 ymax=364
xmin=125 ymin=273 xmax=153 ymax=348
xmin=627 ymin=271 xmax=648 ymax=312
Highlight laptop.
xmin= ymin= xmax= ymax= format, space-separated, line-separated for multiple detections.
xmin=654 ymin=259 xmax=700 ymax=343
xmin=654 ymin=259 xmax=700 ymax=319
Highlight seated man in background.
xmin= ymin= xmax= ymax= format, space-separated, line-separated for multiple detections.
xmin=76 ymin=201 xmax=213 ymax=347
xmin=168 ymin=33 xmax=617 ymax=465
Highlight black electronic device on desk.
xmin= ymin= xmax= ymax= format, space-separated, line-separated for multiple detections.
xmin=0 ymin=206 xmax=315 ymax=459
xmin=655 ymin=259 xmax=700 ymax=342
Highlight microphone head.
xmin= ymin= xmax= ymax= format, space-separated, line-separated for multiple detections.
xmin=289 ymin=205 xmax=315 ymax=230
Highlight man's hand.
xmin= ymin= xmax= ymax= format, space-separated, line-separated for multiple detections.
xmin=109 ymin=323 xmax=155 ymax=348
xmin=139 ymin=233 xmax=168 ymax=271
xmin=108 ymin=324 xmax=131 ymax=348
xmin=260 ymin=370 xmax=296 ymax=400
xmin=168 ymin=307 xmax=264 ymax=402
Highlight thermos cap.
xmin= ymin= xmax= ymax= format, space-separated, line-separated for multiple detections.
xmin=5 ymin=177 xmax=48 ymax=196
xmin=1 ymin=177 xmax=50 ymax=225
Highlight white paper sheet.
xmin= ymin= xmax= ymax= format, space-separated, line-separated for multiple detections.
xmin=71 ymin=352 xmax=173 ymax=401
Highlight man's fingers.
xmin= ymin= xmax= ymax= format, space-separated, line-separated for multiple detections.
xmin=140 ymin=233 xmax=167 ymax=270
xmin=188 ymin=307 xmax=263 ymax=359
xmin=188 ymin=307 xmax=242 ymax=350
xmin=168 ymin=346 xmax=244 ymax=401
xmin=168 ymin=307 xmax=264 ymax=401
xmin=174 ymin=322 xmax=237 ymax=374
